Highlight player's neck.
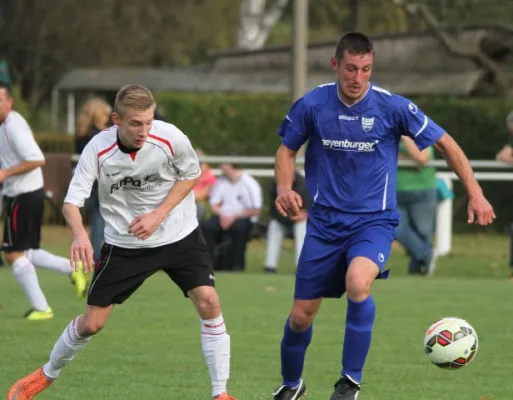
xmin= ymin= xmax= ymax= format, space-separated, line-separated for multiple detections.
xmin=116 ymin=134 xmax=140 ymax=154
xmin=338 ymin=82 xmax=370 ymax=107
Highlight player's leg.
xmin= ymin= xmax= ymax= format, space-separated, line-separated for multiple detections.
xmin=264 ymin=219 xmax=286 ymax=273
xmin=2 ymin=193 xmax=52 ymax=319
xmin=188 ymin=286 xmax=234 ymax=400
xmin=27 ymin=189 xmax=88 ymax=298
xmin=273 ymin=228 xmax=345 ymax=400
xmin=163 ymin=228 xmax=235 ymax=400
xmin=7 ymin=305 xmax=113 ymax=400
xmin=331 ymin=222 xmax=396 ymax=400
xmin=7 ymin=244 xmax=154 ymax=399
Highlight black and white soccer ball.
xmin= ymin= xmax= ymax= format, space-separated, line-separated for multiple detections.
xmin=424 ymin=317 xmax=478 ymax=370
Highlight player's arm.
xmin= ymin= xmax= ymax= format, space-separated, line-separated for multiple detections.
xmin=433 ymin=134 xmax=482 ymax=198
xmin=62 ymin=143 xmax=98 ymax=272
xmin=154 ymin=134 xmax=200 ymax=219
xmin=398 ymin=100 xmax=494 ymax=226
xmin=434 ymin=134 xmax=494 ymax=224
xmin=0 ymin=117 xmax=45 ymax=182
xmin=129 ymin=133 xmax=200 ymax=240
xmin=275 ymin=98 xmax=311 ymax=217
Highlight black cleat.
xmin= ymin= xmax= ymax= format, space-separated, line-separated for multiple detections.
xmin=272 ymin=378 xmax=306 ymax=399
xmin=330 ymin=375 xmax=361 ymax=400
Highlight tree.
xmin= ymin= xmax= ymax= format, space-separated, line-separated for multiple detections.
xmin=237 ymin=0 xmax=290 ymax=49
xmin=0 ymin=0 xmax=239 ymax=115
xmin=394 ymin=0 xmax=513 ymax=97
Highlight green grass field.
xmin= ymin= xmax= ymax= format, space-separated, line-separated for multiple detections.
xmin=1 ymin=226 xmax=513 ymax=399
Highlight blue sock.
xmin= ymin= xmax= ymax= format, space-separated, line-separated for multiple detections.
xmin=341 ymin=295 xmax=376 ymax=383
xmin=281 ymin=317 xmax=313 ymax=388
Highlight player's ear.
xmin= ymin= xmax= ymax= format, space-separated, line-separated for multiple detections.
xmin=111 ymin=112 xmax=121 ymax=126
xmin=330 ymin=56 xmax=338 ymax=71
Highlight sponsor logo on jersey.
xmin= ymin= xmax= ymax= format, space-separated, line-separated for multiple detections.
xmin=110 ymin=174 xmax=162 ymax=193
xmin=322 ymin=139 xmax=379 ymax=152
xmin=338 ymin=114 xmax=359 ymax=121
xmin=361 ymin=116 xmax=375 ymax=132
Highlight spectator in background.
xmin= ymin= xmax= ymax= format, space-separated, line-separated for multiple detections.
xmin=264 ymin=171 xmax=310 ymax=274
xmin=395 ymin=136 xmax=438 ymax=275
xmin=74 ymin=97 xmax=111 ymax=263
xmin=193 ymin=149 xmax=216 ymax=222
xmin=0 ymin=177 xmax=3 ymax=267
xmin=202 ymin=161 xmax=262 ymax=271
xmin=495 ymin=111 xmax=513 ymax=281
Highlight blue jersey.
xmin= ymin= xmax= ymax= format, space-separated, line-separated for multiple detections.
xmin=277 ymin=82 xmax=445 ymax=213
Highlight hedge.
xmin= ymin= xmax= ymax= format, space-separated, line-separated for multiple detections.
xmin=35 ymin=93 xmax=513 ymax=232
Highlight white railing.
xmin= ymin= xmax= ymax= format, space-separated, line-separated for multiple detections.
xmin=71 ymin=153 xmax=513 ymax=261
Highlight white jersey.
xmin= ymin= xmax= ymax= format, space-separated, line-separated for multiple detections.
xmin=64 ymin=121 xmax=201 ymax=248
xmin=209 ymin=173 xmax=262 ymax=223
xmin=0 ymin=111 xmax=45 ymax=197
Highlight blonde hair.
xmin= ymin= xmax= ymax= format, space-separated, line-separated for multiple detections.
xmin=76 ymin=97 xmax=112 ymax=138
xmin=114 ymin=84 xmax=156 ymax=116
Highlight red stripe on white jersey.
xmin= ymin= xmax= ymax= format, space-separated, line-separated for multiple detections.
xmin=97 ymin=142 xmax=117 ymax=171
xmin=148 ymin=133 xmax=174 ymax=156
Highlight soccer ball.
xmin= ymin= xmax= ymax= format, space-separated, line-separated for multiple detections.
xmin=424 ymin=317 xmax=478 ymax=370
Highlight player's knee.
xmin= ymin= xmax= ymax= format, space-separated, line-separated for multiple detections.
xmin=346 ymin=275 xmax=373 ymax=301
xmin=289 ymin=308 xmax=314 ymax=332
xmin=194 ymin=290 xmax=221 ymax=318
xmin=79 ymin=318 xmax=105 ymax=336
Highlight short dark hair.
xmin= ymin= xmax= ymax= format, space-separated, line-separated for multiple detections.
xmin=0 ymin=81 xmax=12 ymax=97
xmin=335 ymin=32 xmax=374 ymax=61
xmin=221 ymin=152 xmax=241 ymax=170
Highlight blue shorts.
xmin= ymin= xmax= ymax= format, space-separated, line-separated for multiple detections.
xmin=294 ymin=206 xmax=399 ymax=300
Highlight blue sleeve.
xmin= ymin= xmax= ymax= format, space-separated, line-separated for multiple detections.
xmin=277 ymin=98 xmax=311 ymax=151
xmin=397 ymin=101 xmax=445 ymax=151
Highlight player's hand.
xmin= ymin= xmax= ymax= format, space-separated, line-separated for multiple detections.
xmin=467 ymin=194 xmax=496 ymax=226
xmin=220 ymin=215 xmax=236 ymax=230
xmin=0 ymin=169 xmax=7 ymax=183
xmin=70 ymin=233 xmax=94 ymax=273
xmin=129 ymin=212 xmax=163 ymax=240
xmin=275 ymin=187 xmax=302 ymax=217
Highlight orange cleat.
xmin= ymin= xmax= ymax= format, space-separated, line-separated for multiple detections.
xmin=7 ymin=368 xmax=53 ymax=400
xmin=214 ymin=393 xmax=238 ymax=400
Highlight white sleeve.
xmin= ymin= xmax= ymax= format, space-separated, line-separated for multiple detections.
xmin=209 ymin=180 xmax=224 ymax=206
xmin=64 ymin=141 xmax=98 ymax=207
xmin=172 ymin=131 xmax=201 ymax=181
xmin=7 ymin=115 xmax=45 ymax=161
xmin=247 ymin=177 xmax=262 ymax=210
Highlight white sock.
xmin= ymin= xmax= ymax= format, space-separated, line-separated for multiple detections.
xmin=12 ymin=256 xmax=49 ymax=311
xmin=201 ymin=314 xmax=231 ymax=397
xmin=26 ymin=249 xmax=71 ymax=275
xmin=43 ymin=316 xmax=90 ymax=379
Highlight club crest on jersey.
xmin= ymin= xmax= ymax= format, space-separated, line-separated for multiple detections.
xmin=361 ymin=117 xmax=374 ymax=132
